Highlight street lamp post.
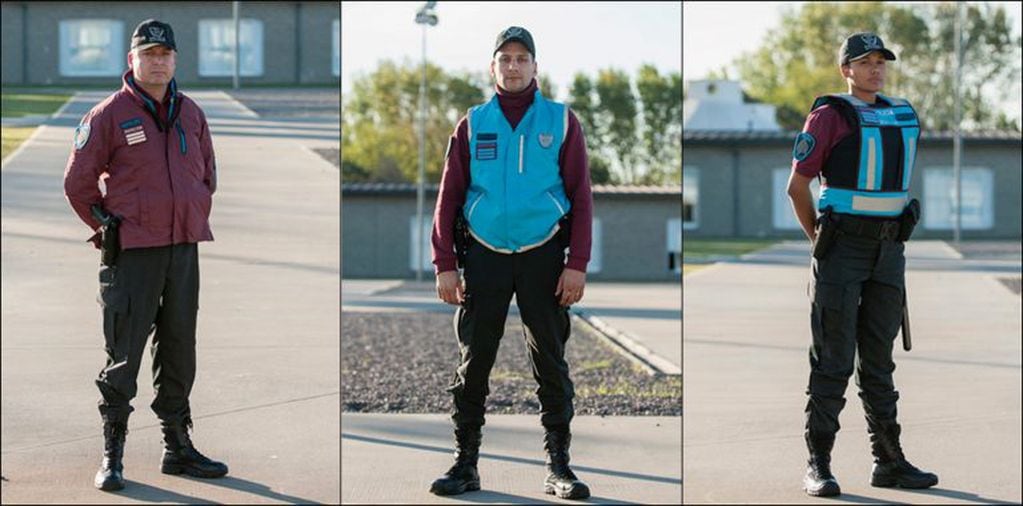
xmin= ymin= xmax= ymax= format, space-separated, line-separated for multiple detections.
xmin=414 ymin=2 xmax=437 ymax=283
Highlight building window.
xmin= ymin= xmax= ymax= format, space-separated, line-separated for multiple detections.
xmin=59 ymin=20 xmax=125 ymax=77
xmin=923 ymin=167 xmax=994 ymax=230
xmin=409 ymin=216 xmax=433 ymax=273
xmin=198 ymin=19 xmax=264 ymax=77
xmin=667 ymin=218 xmax=681 ymax=273
xmin=588 ymin=218 xmax=603 ymax=274
xmin=683 ymin=167 xmax=699 ymax=230
xmin=773 ymin=168 xmax=820 ymax=229
xmin=332 ymin=19 xmax=340 ymax=77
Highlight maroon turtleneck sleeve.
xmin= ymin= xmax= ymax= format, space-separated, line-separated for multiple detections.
xmin=431 ymin=79 xmax=593 ymax=274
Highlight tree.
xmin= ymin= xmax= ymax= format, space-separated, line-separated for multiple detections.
xmin=734 ymin=2 xmax=1021 ymax=132
xmin=637 ymin=64 xmax=682 ymax=185
xmin=595 ymin=69 xmax=639 ymax=183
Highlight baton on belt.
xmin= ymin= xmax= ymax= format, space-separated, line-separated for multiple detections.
xmin=901 ymin=287 xmax=912 ymax=351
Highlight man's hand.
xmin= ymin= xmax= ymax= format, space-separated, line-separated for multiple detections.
xmin=436 ymin=270 xmax=464 ymax=305
xmin=556 ymin=268 xmax=586 ymax=307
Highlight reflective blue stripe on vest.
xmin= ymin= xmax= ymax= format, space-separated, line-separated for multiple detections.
xmin=813 ymin=93 xmax=920 ymax=217
xmin=465 ymin=90 xmax=569 ymax=253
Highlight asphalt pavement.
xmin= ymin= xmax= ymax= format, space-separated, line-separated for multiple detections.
xmin=683 ymin=240 xmax=1022 ymax=504
xmin=1 ymin=90 xmax=340 ymax=504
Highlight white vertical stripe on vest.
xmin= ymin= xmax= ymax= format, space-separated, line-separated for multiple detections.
xmin=865 ymin=136 xmax=877 ymax=190
xmin=518 ymin=135 xmax=524 ymax=174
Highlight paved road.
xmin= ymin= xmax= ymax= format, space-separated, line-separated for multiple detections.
xmin=2 ymin=90 xmax=340 ymax=504
xmin=342 ymin=413 xmax=682 ymax=504
xmin=683 ymin=240 xmax=1022 ymax=504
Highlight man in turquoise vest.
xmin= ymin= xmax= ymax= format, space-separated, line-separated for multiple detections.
xmin=788 ymin=32 xmax=937 ymax=497
xmin=430 ymin=26 xmax=594 ymax=499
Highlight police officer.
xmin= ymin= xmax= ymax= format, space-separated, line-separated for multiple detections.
xmin=63 ymin=19 xmax=227 ymax=492
xmin=787 ymin=32 xmax=937 ymax=497
xmin=429 ymin=26 xmax=594 ymax=499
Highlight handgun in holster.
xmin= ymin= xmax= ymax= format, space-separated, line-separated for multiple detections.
xmin=454 ymin=208 xmax=470 ymax=269
xmin=812 ymin=206 xmax=838 ymax=260
xmin=90 ymin=204 xmax=122 ymax=267
xmin=897 ymin=198 xmax=921 ymax=242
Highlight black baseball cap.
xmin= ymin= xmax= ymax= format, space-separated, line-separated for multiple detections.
xmin=132 ymin=19 xmax=176 ymax=51
xmin=840 ymin=32 xmax=895 ymax=65
xmin=493 ymin=26 xmax=535 ymax=58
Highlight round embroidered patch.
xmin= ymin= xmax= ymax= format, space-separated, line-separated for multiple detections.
xmin=792 ymin=132 xmax=815 ymax=161
xmin=73 ymin=123 xmax=91 ymax=150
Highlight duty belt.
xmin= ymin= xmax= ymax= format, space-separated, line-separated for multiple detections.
xmin=836 ymin=214 xmax=902 ymax=241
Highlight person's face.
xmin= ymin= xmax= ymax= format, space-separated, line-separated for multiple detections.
xmin=128 ymin=45 xmax=176 ymax=87
xmin=841 ymin=51 xmax=887 ymax=93
xmin=490 ymin=41 xmax=536 ymax=93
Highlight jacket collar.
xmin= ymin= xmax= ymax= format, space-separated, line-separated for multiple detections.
xmin=122 ymin=70 xmax=180 ymax=131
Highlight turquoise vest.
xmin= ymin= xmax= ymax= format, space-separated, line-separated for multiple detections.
xmin=812 ymin=93 xmax=920 ymax=217
xmin=464 ymin=90 xmax=570 ymax=253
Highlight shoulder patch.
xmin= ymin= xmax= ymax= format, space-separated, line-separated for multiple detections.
xmin=792 ymin=132 xmax=815 ymax=161
xmin=73 ymin=122 xmax=91 ymax=150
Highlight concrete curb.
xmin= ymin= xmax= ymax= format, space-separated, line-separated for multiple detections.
xmin=571 ymin=309 xmax=681 ymax=377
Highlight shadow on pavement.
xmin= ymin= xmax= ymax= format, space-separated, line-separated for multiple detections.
xmin=112 ymin=480 xmax=214 ymax=504
xmin=892 ymin=486 xmax=1022 ymax=504
xmin=341 ymin=432 xmax=681 ymax=486
xmin=174 ymin=474 xmax=325 ymax=504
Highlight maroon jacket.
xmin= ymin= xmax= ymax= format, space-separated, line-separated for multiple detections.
xmin=431 ymin=79 xmax=593 ymax=274
xmin=64 ymin=70 xmax=217 ymax=250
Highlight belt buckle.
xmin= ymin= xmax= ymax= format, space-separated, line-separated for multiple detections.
xmin=880 ymin=221 xmax=899 ymax=241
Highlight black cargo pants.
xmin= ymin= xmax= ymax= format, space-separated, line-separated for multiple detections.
xmin=448 ymin=237 xmax=575 ymax=430
xmin=805 ymin=232 xmax=905 ymax=440
xmin=96 ymin=243 xmax=200 ymax=427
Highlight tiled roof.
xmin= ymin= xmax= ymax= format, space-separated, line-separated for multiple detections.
xmin=685 ymin=129 xmax=1023 ymax=143
xmin=342 ymin=183 xmax=680 ymax=195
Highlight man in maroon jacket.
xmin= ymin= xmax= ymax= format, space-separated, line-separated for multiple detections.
xmin=63 ymin=19 xmax=227 ymax=492
xmin=428 ymin=26 xmax=593 ymax=499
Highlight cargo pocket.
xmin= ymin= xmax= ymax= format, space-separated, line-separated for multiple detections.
xmin=97 ymin=265 xmax=130 ymax=356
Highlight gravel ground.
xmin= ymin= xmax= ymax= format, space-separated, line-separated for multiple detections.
xmin=227 ymin=88 xmax=339 ymax=119
xmin=948 ymin=240 xmax=1022 ymax=260
xmin=341 ymin=312 xmax=681 ymax=417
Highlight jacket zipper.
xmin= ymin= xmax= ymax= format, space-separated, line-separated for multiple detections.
xmin=518 ymin=135 xmax=524 ymax=174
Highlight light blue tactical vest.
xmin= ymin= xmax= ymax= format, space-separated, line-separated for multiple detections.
xmin=464 ymin=90 xmax=570 ymax=253
xmin=812 ymin=93 xmax=920 ymax=217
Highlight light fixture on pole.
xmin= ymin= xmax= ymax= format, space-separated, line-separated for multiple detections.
xmin=414 ymin=2 xmax=437 ymax=283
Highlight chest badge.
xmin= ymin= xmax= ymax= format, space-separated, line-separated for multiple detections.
xmin=120 ymin=118 xmax=147 ymax=146
xmin=538 ymin=133 xmax=553 ymax=148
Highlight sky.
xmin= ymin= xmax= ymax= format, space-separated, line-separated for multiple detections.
xmin=341 ymin=1 xmax=682 ymax=102
xmin=684 ymin=1 xmax=1023 ymax=124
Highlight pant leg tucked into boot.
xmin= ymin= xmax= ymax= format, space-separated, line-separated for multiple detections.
xmin=95 ymin=422 xmax=128 ymax=491
xmin=160 ymin=419 xmax=228 ymax=478
xmin=430 ymin=424 xmax=482 ymax=495
xmin=543 ymin=427 xmax=590 ymax=499
xmin=869 ymin=420 xmax=938 ymax=489
xmin=804 ymin=431 xmax=841 ymax=497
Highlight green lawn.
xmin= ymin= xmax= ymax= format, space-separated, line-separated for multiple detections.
xmin=1 ymin=92 xmax=72 ymax=118
xmin=2 ymin=92 xmax=73 ymax=162
xmin=1 ymin=126 xmax=35 ymax=161
xmin=683 ymin=239 xmax=778 ymax=261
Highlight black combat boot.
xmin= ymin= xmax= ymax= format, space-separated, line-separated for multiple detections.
xmin=160 ymin=420 xmax=229 ymax=478
xmin=803 ymin=431 xmax=841 ymax=497
xmin=430 ymin=424 xmax=482 ymax=495
xmin=94 ymin=422 xmax=128 ymax=491
xmin=869 ymin=420 xmax=938 ymax=489
xmin=543 ymin=427 xmax=590 ymax=499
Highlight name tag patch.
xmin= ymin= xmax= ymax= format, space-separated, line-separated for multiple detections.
xmin=476 ymin=132 xmax=497 ymax=160
xmin=123 ymin=125 xmax=147 ymax=145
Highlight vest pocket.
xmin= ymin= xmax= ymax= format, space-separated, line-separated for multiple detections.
xmin=466 ymin=193 xmax=485 ymax=220
xmin=545 ymin=191 xmax=566 ymax=216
